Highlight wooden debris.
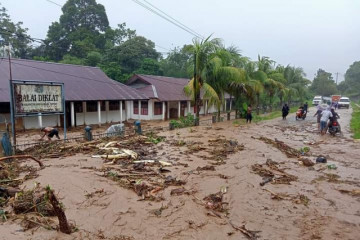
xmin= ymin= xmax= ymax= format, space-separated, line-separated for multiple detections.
xmin=46 ymin=188 xmax=72 ymax=234
xmin=0 ymin=155 xmax=43 ymax=168
xmin=229 ymin=221 xmax=260 ymax=240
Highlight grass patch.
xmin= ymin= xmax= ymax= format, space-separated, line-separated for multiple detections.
xmin=253 ymin=107 xmax=298 ymax=123
xmin=350 ymin=102 xmax=360 ymax=139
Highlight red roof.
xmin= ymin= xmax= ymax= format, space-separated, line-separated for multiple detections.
xmin=0 ymin=58 xmax=147 ymax=102
xmin=127 ymin=74 xmax=190 ymax=101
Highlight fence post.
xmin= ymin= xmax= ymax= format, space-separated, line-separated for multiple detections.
xmin=84 ymin=126 xmax=93 ymax=141
xmin=212 ymin=115 xmax=216 ymax=123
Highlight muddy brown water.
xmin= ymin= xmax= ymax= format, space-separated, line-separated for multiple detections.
xmin=1 ymin=107 xmax=359 ymax=240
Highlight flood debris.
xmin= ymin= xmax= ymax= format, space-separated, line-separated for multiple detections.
xmin=337 ymin=189 xmax=360 ymax=197
xmin=298 ymin=158 xmax=315 ymax=167
xmin=258 ymin=137 xmax=301 ymax=158
xmin=252 ymin=160 xmax=298 ymax=185
xmin=264 ymin=189 xmax=310 ymax=206
xmin=203 ymin=191 xmax=227 ymax=212
xmin=0 ymin=155 xmax=44 ymax=168
xmin=196 ymin=165 xmax=216 ymax=171
xmin=45 ymin=186 xmax=72 ymax=234
xmin=229 ymin=221 xmax=261 ymax=240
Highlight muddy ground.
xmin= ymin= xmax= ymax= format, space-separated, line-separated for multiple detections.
xmin=1 ymin=107 xmax=359 ymax=240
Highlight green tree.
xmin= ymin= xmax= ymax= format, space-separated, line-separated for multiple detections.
xmin=311 ymin=69 xmax=337 ymax=96
xmin=45 ymin=0 xmax=109 ymax=60
xmin=104 ymin=36 xmax=160 ymax=76
xmin=184 ymin=36 xmax=222 ymax=123
xmin=161 ymin=46 xmax=192 ymax=78
xmin=342 ymin=61 xmax=360 ymax=97
xmin=84 ymin=51 xmax=102 ymax=66
xmin=0 ymin=4 xmax=32 ymax=58
xmin=136 ymin=58 xmax=163 ymax=76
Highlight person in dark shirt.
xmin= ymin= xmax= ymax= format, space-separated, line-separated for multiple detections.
xmin=282 ymin=104 xmax=290 ymax=120
xmin=246 ymin=105 xmax=253 ymax=123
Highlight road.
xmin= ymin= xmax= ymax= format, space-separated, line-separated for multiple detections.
xmin=1 ymin=106 xmax=359 ymax=240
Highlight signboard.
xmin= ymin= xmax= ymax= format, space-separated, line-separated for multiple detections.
xmin=12 ymin=82 xmax=64 ymax=116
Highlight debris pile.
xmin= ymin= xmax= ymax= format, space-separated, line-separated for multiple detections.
xmin=251 ymin=159 xmax=298 ymax=185
xmin=264 ymin=189 xmax=310 ymax=206
xmin=258 ymin=137 xmax=301 ymax=158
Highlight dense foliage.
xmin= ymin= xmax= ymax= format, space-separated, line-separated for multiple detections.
xmin=1 ymin=0 xmax=358 ymax=109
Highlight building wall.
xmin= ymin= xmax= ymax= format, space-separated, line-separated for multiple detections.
xmin=24 ymin=115 xmax=59 ymax=129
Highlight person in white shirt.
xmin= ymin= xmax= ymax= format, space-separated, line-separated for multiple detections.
xmin=320 ymin=108 xmax=333 ymax=135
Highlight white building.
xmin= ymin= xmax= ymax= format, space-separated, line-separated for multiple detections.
xmin=126 ymin=74 xmax=233 ymax=121
xmin=0 ymin=58 xmax=147 ymax=130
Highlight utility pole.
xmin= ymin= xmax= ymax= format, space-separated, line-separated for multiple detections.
xmin=336 ymin=72 xmax=339 ymax=85
xmin=7 ymin=45 xmax=16 ymax=151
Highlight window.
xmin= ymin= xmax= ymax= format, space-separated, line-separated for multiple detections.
xmin=109 ymin=101 xmax=119 ymax=111
xmin=133 ymin=101 xmax=139 ymax=114
xmin=154 ymin=102 xmax=163 ymax=115
xmin=141 ymin=101 xmax=148 ymax=115
xmin=87 ymin=101 xmax=97 ymax=112
xmin=74 ymin=102 xmax=83 ymax=113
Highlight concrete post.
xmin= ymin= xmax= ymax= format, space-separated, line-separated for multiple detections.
xmin=38 ymin=113 xmax=43 ymax=128
xmin=178 ymin=101 xmax=181 ymax=118
xmin=82 ymin=102 xmax=87 ymax=125
xmin=97 ymin=101 xmax=101 ymax=126
xmin=70 ymin=102 xmax=75 ymax=127
xmin=167 ymin=101 xmax=170 ymax=119
xmin=105 ymin=101 xmax=109 ymax=123
xmin=205 ymin=100 xmax=208 ymax=115
xmin=162 ymin=102 xmax=166 ymax=120
xmin=148 ymin=100 xmax=153 ymax=120
xmin=120 ymin=101 xmax=123 ymax=123
xmin=138 ymin=100 xmax=141 ymax=120
xmin=187 ymin=101 xmax=191 ymax=116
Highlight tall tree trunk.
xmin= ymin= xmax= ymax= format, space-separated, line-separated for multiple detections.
xmin=256 ymin=94 xmax=260 ymax=115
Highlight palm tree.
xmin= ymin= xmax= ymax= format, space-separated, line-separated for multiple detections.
xmin=184 ymin=36 xmax=222 ymax=124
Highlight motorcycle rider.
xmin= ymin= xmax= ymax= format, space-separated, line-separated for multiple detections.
xmin=320 ymin=107 xmax=333 ymax=135
xmin=328 ymin=108 xmax=340 ymax=128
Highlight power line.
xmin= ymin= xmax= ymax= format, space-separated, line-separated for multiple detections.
xmin=131 ymin=0 xmax=203 ymax=39
xmin=43 ymin=0 xmax=172 ymax=54
xmin=45 ymin=0 xmax=63 ymax=7
xmin=142 ymin=0 xmax=204 ymax=39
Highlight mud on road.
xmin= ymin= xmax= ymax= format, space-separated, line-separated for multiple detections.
xmin=0 ymin=107 xmax=359 ymax=240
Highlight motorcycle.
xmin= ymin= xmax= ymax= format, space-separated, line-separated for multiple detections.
xmin=328 ymin=119 xmax=341 ymax=136
xmin=295 ymin=109 xmax=307 ymax=120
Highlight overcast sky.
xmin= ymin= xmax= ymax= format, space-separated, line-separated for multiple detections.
xmin=2 ymin=0 xmax=360 ymax=82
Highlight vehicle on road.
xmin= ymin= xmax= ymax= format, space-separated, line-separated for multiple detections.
xmin=296 ymin=108 xmax=307 ymax=120
xmin=331 ymin=95 xmax=341 ymax=103
xmin=328 ymin=119 xmax=341 ymax=136
xmin=338 ymin=97 xmax=350 ymax=109
xmin=312 ymin=96 xmax=323 ymax=106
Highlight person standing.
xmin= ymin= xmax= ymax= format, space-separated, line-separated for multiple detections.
xmin=40 ymin=127 xmax=61 ymax=141
xmin=246 ymin=105 xmax=253 ymax=123
xmin=282 ymin=104 xmax=290 ymax=120
xmin=313 ymin=105 xmax=323 ymax=131
xmin=320 ymin=107 xmax=333 ymax=135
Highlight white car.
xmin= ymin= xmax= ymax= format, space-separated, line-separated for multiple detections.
xmin=338 ymin=97 xmax=350 ymax=109
xmin=312 ymin=96 xmax=322 ymax=106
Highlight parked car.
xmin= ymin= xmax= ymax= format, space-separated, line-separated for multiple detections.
xmin=338 ymin=97 xmax=350 ymax=109
xmin=312 ymin=96 xmax=322 ymax=106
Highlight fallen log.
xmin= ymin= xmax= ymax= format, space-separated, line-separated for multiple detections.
xmin=46 ymin=188 xmax=72 ymax=234
xmin=0 ymin=155 xmax=44 ymax=168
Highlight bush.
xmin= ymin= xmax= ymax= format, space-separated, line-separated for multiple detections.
xmin=170 ymin=114 xmax=196 ymax=129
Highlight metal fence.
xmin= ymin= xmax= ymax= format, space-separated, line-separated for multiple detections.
xmin=13 ymin=112 xmax=240 ymax=151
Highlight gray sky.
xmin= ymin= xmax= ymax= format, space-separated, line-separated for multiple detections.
xmin=2 ymin=0 xmax=360 ymax=82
